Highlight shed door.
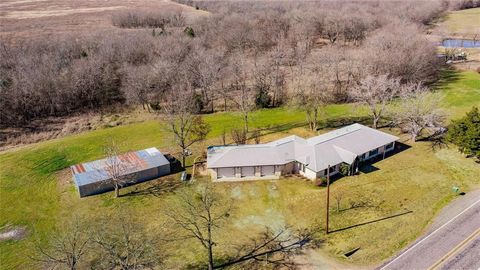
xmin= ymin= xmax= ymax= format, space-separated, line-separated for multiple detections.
xmin=262 ymin=166 xmax=275 ymax=176
xmin=218 ymin=167 xmax=235 ymax=178
xmin=242 ymin=166 xmax=255 ymax=177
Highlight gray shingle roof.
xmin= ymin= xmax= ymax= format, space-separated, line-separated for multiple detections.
xmin=207 ymin=123 xmax=399 ymax=172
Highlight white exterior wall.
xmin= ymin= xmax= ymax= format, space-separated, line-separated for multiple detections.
xmin=210 ymin=140 xmax=397 ymax=181
xmin=300 ymin=167 xmax=317 ymax=180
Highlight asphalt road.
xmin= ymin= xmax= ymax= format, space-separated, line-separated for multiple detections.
xmin=377 ymin=189 xmax=480 ymax=270
xmin=440 ymin=236 xmax=480 ymax=270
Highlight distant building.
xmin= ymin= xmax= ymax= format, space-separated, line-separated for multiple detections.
xmin=71 ymin=147 xmax=170 ymax=197
xmin=207 ymin=123 xmax=398 ymax=181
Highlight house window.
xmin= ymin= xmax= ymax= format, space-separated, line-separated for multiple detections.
xmin=386 ymin=142 xmax=394 ymax=150
xmin=300 ymin=163 xmax=305 ymax=172
xmin=369 ymin=149 xmax=379 ymax=156
xmin=324 ymin=166 xmax=336 ymax=175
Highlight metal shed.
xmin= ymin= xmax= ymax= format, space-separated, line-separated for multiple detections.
xmin=71 ymin=147 xmax=171 ymax=197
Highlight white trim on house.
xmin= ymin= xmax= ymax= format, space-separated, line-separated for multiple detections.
xmin=207 ymin=123 xmax=399 ymax=181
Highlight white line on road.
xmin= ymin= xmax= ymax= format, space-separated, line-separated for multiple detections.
xmin=379 ymin=198 xmax=480 ymax=270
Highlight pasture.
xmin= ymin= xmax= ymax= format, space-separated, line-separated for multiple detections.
xmin=1 ymin=71 xmax=479 ymax=269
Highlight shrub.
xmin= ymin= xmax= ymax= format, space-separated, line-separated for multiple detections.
xmin=184 ymin=26 xmax=195 ymax=37
xmin=230 ymin=128 xmax=247 ymax=145
xmin=254 ymin=84 xmax=271 ymax=108
xmin=191 ymin=92 xmax=204 ymax=114
xmin=339 ymin=163 xmax=350 ymax=176
xmin=313 ymin=178 xmax=325 ymax=186
xmin=112 ymin=10 xmax=185 ymax=29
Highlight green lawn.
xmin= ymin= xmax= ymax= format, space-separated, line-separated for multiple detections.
xmin=436 ymin=70 xmax=480 ymax=119
xmin=214 ymin=140 xmax=480 ymax=265
xmin=0 ymin=104 xmax=363 ymax=269
xmin=0 ymin=71 xmax=479 ymax=269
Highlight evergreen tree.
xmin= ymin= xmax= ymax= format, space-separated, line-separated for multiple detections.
xmin=446 ymin=107 xmax=480 ymax=160
xmin=254 ymin=83 xmax=271 ymax=109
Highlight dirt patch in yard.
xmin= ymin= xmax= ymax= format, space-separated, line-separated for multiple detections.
xmin=0 ymin=225 xmax=28 ymax=242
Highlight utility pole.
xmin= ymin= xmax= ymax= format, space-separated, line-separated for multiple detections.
xmin=325 ymin=165 xmax=330 ymax=234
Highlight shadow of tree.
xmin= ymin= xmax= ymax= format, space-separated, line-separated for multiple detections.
xmin=329 ymin=210 xmax=413 ymax=233
xmin=431 ymin=68 xmax=461 ymax=90
xmin=319 ymin=116 xmax=372 ymax=130
xmin=253 ymin=115 xmax=373 ymax=139
xmin=123 ymin=177 xmax=183 ymax=197
xmin=256 ymin=121 xmax=307 ymax=138
xmin=122 ymin=154 xmax=185 ymax=197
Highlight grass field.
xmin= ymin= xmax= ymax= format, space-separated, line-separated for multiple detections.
xmin=440 ymin=8 xmax=480 ymax=37
xmin=0 ymin=71 xmax=479 ymax=269
xmin=436 ymin=70 xmax=480 ymax=118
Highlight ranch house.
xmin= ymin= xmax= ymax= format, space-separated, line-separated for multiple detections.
xmin=207 ymin=123 xmax=398 ymax=181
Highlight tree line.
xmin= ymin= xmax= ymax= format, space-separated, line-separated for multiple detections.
xmin=1 ymin=0 xmax=447 ymax=128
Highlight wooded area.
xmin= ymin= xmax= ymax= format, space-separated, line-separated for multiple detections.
xmin=1 ymin=0 xmax=450 ymax=128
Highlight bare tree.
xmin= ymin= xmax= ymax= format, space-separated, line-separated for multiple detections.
xmin=164 ymin=183 xmax=231 ymax=270
xmin=291 ymin=71 xmax=329 ymax=131
xmin=103 ymin=139 xmax=129 ymax=198
xmin=34 ymin=219 xmax=90 ymax=270
xmin=164 ymin=183 xmax=316 ymax=270
xmin=265 ymin=46 xmax=287 ymax=107
xmin=231 ymin=128 xmax=247 ymax=145
xmin=229 ymin=56 xmax=255 ymax=133
xmin=186 ymin=48 xmax=225 ymax=113
xmin=349 ymin=74 xmax=401 ymax=129
xmin=394 ymin=91 xmax=445 ymax=142
xmin=251 ymin=129 xmax=262 ymax=144
xmin=323 ymin=14 xmax=344 ymax=44
xmin=93 ymin=215 xmax=162 ymax=270
xmin=361 ymin=22 xmax=441 ymax=84
xmin=332 ymin=187 xmax=345 ymax=212
xmin=163 ymin=89 xmax=211 ymax=167
xmin=220 ymin=128 xmax=227 ymax=145
xmin=215 ymin=227 xmax=315 ymax=269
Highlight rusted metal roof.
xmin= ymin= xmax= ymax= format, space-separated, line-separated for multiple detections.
xmin=71 ymin=147 xmax=169 ymax=186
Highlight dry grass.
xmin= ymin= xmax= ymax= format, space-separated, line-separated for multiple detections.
xmin=0 ymin=0 xmax=207 ymax=41
xmin=433 ymin=7 xmax=480 ymax=39
xmin=442 ymin=8 xmax=480 ymax=37
xmin=0 ymin=108 xmax=160 ymax=151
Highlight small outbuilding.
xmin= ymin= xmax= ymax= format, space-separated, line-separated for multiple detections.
xmin=71 ymin=147 xmax=170 ymax=197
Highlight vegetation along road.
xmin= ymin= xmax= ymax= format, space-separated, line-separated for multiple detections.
xmin=378 ymin=189 xmax=480 ymax=270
